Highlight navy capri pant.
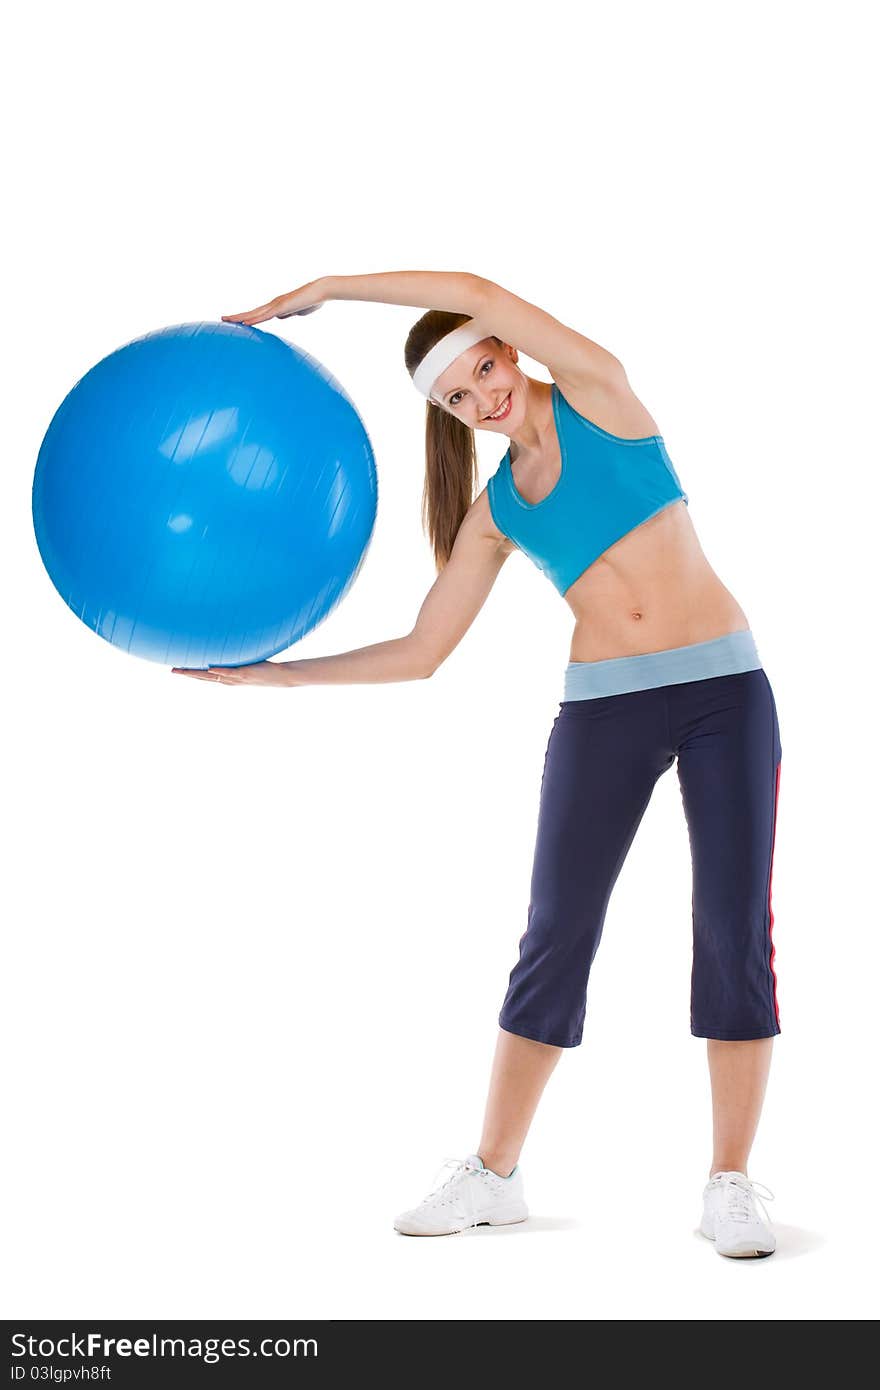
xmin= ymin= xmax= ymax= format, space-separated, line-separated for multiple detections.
xmin=498 ymin=630 xmax=783 ymax=1047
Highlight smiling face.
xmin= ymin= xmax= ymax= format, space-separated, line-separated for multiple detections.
xmin=430 ymin=337 xmax=524 ymax=432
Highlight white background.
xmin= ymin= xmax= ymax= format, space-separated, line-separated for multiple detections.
xmin=3 ymin=0 xmax=877 ymax=1322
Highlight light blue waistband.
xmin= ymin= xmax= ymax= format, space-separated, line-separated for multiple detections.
xmin=564 ymin=630 xmax=762 ymax=701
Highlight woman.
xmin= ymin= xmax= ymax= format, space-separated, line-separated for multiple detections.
xmin=174 ymin=271 xmax=782 ymax=1258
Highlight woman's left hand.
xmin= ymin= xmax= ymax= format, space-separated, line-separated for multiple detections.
xmin=171 ymin=661 xmax=294 ymax=686
xmin=221 ymin=279 xmax=328 ymax=326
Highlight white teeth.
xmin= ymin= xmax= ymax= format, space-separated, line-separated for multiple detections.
xmin=488 ymin=394 xmax=510 ymax=419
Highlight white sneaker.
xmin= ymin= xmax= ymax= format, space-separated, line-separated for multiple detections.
xmin=700 ymin=1170 xmax=776 ymax=1258
xmin=393 ymin=1153 xmax=528 ymax=1236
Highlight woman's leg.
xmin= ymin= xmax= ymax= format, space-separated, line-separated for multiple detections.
xmin=477 ymin=1029 xmax=563 ymax=1176
xmin=479 ymin=1004 xmax=777 ymax=1184
xmin=707 ymin=1037 xmax=773 ymax=1176
xmin=483 ymin=694 xmax=674 ymax=1175
xmin=672 ymin=667 xmax=783 ymax=1175
xmin=497 ymin=696 xmax=674 ymax=1050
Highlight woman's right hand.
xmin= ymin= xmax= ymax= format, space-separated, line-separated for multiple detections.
xmin=221 ymin=279 xmax=327 ymax=326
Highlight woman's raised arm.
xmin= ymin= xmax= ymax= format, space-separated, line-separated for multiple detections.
xmin=221 ymin=271 xmax=484 ymax=326
xmin=223 ymin=270 xmax=625 ymax=390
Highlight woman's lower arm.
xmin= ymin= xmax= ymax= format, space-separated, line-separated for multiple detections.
xmin=282 ymin=634 xmax=433 ymax=686
xmin=321 ymin=270 xmax=486 ymax=315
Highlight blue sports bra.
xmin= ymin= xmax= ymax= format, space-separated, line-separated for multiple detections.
xmin=486 ymin=382 xmax=689 ymax=595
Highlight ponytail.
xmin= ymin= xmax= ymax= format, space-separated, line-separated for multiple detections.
xmin=405 ymin=309 xmax=499 ymax=572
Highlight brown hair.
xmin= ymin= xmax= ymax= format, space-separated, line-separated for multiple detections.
xmin=404 ymin=310 xmax=501 ymax=573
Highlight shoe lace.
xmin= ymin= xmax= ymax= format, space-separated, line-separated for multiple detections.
xmin=421 ymin=1156 xmax=485 ymax=1230
xmin=716 ymin=1173 xmax=776 ymax=1225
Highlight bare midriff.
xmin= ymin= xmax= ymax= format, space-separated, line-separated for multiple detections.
xmin=483 ymin=377 xmax=750 ymax=664
xmin=561 ymin=499 xmax=750 ymax=663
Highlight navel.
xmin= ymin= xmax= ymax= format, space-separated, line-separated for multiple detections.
xmin=631 ymin=611 xmax=643 ymax=621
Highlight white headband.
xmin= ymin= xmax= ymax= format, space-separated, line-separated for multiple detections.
xmin=411 ymin=318 xmax=494 ymax=403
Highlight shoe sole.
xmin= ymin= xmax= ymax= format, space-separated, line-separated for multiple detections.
xmin=394 ymin=1211 xmax=529 ymax=1237
xmin=700 ymin=1229 xmax=775 ymax=1258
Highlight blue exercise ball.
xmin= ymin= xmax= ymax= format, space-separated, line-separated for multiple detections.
xmin=32 ymin=322 xmax=378 ymax=668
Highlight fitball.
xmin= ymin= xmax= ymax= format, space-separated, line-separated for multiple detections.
xmin=32 ymin=322 xmax=378 ymax=668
